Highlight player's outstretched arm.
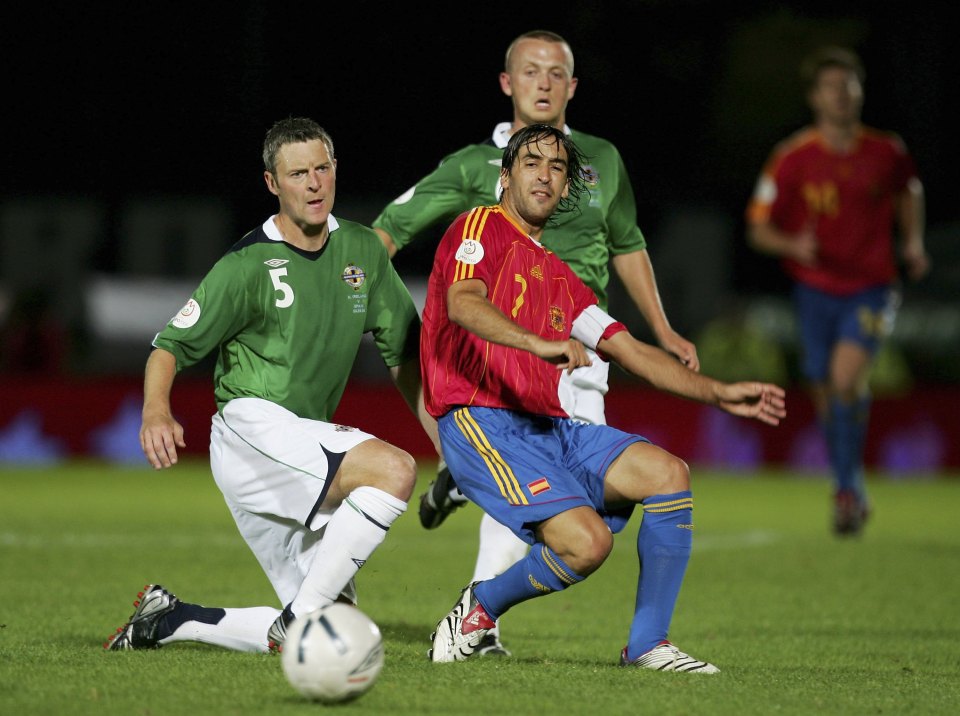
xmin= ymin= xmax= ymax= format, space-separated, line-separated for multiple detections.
xmin=140 ymin=348 xmax=186 ymax=469
xmin=598 ymin=331 xmax=786 ymax=425
xmin=714 ymin=381 xmax=787 ymax=426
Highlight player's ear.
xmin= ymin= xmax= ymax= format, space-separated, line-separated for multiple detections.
xmin=499 ymin=71 xmax=513 ymax=97
xmin=264 ymin=171 xmax=280 ymax=197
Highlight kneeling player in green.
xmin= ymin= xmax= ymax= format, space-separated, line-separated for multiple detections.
xmin=105 ymin=117 xmax=437 ymax=654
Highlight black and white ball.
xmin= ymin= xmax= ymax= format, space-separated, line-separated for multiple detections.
xmin=280 ymin=603 xmax=384 ymax=703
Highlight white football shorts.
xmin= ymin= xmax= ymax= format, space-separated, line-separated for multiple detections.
xmin=209 ymin=397 xmax=375 ymax=605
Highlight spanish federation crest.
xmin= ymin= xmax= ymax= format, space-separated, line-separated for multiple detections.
xmin=341 ymin=264 xmax=366 ymax=290
xmin=549 ymin=305 xmax=565 ymax=332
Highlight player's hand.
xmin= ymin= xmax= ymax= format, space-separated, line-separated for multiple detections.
xmin=901 ymin=242 xmax=931 ymax=281
xmin=789 ymin=226 xmax=818 ymax=266
xmin=659 ymin=330 xmax=700 ymax=372
xmin=535 ymin=337 xmax=592 ymax=374
xmin=140 ymin=413 xmax=186 ymax=469
xmin=716 ymin=382 xmax=787 ymax=426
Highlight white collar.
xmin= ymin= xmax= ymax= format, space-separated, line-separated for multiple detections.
xmin=491 ymin=122 xmax=573 ymax=149
xmin=263 ymin=214 xmax=340 ymax=242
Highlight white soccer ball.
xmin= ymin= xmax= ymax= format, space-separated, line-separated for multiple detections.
xmin=280 ymin=603 xmax=384 ymax=703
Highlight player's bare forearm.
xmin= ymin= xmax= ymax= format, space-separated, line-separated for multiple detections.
xmin=599 ymin=331 xmax=786 ymax=424
xmin=656 ymin=329 xmax=700 ymax=372
xmin=142 ymin=348 xmax=176 ymax=421
xmin=447 ymin=282 xmax=538 ymax=353
xmin=448 ymin=284 xmax=590 ymax=371
xmin=748 ymin=222 xmax=817 ymax=265
xmin=374 ymin=227 xmax=399 ymax=259
xmin=897 ymin=184 xmax=929 ymax=281
xmin=612 ymin=250 xmax=699 ymax=370
xmin=140 ymin=348 xmax=185 ymax=469
xmin=747 ymin=222 xmax=785 ymax=257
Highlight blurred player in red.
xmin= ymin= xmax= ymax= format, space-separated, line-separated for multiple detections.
xmin=746 ymin=46 xmax=929 ymax=535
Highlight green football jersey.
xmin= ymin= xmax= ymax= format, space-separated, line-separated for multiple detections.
xmin=373 ymin=124 xmax=646 ymax=310
xmin=154 ymin=216 xmax=420 ymax=421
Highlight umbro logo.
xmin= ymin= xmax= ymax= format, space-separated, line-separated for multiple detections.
xmin=264 ymin=258 xmax=289 ymax=267
xmin=352 ymin=558 xmax=366 ymax=568
xmin=487 ymin=159 xmax=503 ymax=167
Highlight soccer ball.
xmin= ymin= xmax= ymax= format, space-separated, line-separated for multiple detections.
xmin=280 ymin=603 xmax=384 ymax=703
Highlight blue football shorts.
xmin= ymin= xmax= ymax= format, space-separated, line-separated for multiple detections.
xmin=438 ymin=406 xmax=647 ymax=544
xmin=793 ymin=283 xmax=900 ymax=382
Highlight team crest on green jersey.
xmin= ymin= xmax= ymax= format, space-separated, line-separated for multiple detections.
xmin=581 ymin=165 xmax=601 ymax=207
xmin=341 ymin=265 xmax=366 ymax=290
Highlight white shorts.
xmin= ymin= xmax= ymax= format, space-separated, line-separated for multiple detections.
xmin=209 ymin=397 xmax=375 ymax=605
xmin=557 ymin=347 xmax=609 ymax=425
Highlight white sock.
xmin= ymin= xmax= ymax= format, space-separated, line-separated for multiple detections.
xmin=292 ymin=486 xmax=406 ymax=615
xmin=471 ymin=512 xmax=529 ymax=582
xmin=160 ymin=606 xmax=279 ymax=653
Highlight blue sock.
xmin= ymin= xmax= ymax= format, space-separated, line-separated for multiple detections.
xmin=851 ymin=396 xmax=871 ymax=501
xmin=627 ymin=491 xmax=693 ymax=659
xmin=474 ymin=544 xmax=583 ymax=620
xmin=826 ymin=397 xmax=868 ymax=498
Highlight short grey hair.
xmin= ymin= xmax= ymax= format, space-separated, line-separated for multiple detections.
xmin=262 ymin=117 xmax=335 ymax=174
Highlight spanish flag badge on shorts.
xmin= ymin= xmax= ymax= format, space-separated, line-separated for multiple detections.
xmin=527 ymin=477 xmax=551 ymax=496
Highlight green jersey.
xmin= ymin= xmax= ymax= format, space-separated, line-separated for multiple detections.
xmin=154 ymin=215 xmax=420 ymax=421
xmin=373 ymin=123 xmax=646 ymax=310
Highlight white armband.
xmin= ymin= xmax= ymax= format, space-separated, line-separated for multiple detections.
xmin=571 ymin=305 xmax=618 ymax=350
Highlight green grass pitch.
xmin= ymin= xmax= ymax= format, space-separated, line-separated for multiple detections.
xmin=1 ymin=460 xmax=958 ymax=715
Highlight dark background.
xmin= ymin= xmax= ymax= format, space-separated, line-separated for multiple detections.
xmin=1 ymin=1 xmax=956 ymax=376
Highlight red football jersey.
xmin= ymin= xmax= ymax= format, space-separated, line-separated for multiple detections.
xmin=746 ymin=126 xmax=918 ymax=295
xmin=421 ymin=205 xmax=600 ymax=418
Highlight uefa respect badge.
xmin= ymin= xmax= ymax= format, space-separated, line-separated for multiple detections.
xmin=171 ymin=298 xmax=201 ymax=328
xmin=455 ymin=239 xmax=484 ymax=265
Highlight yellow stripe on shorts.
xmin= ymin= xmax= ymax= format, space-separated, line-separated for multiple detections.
xmin=453 ymin=408 xmax=528 ymax=505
